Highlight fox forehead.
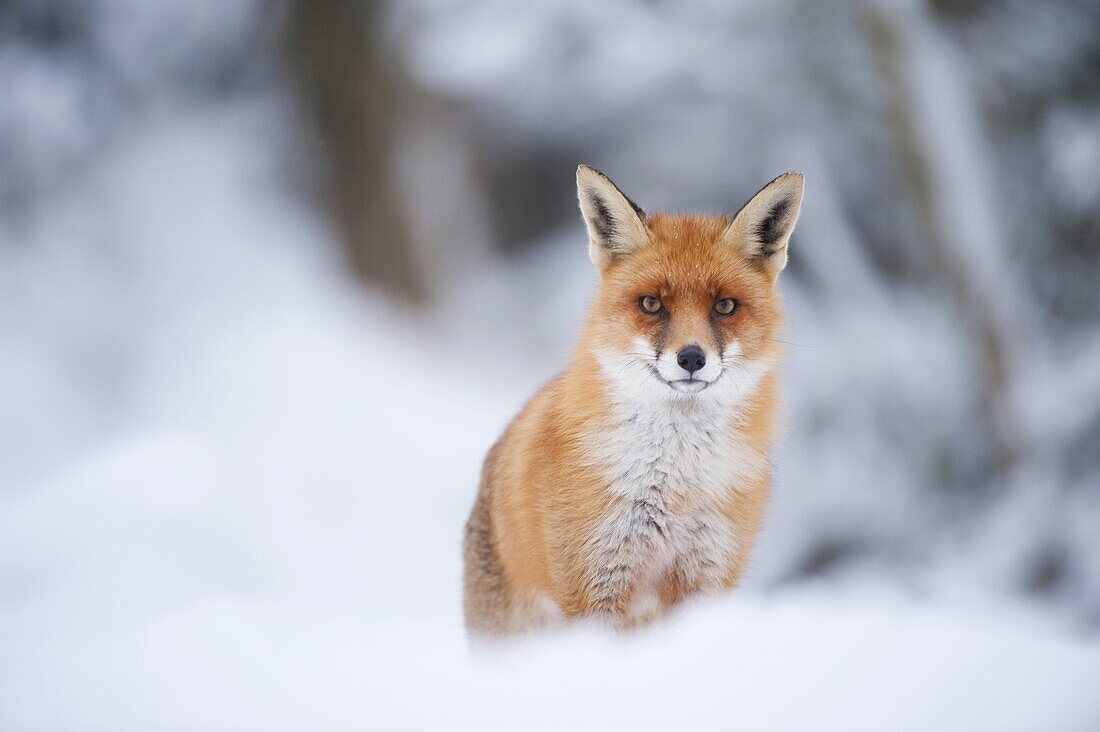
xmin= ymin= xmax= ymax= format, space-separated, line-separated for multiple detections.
xmin=601 ymin=214 xmax=773 ymax=300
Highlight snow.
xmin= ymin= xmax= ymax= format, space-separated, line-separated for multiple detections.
xmin=3 ymin=2 xmax=1100 ymax=729
xmin=8 ymin=587 xmax=1100 ymax=730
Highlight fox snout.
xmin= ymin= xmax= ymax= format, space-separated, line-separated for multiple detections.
xmin=651 ymin=339 xmax=725 ymax=390
xmin=676 ymin=345 xmax=707 ymax=375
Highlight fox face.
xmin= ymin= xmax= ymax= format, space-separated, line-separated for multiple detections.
xmin=576 ymin=166 xmax=803 ymax=404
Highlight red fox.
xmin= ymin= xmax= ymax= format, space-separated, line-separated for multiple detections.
xmin=463 ymin=165 xmax=804 ymax=636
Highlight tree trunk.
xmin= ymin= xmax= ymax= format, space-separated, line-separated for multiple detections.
xmin=283 ymin=0 xmax=424 ymax=301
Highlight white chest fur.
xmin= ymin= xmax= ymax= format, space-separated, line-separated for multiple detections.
xmin=582 ymin=352 xmax=771 ymax=622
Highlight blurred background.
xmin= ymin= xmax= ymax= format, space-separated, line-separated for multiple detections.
xmin=2 ymin=1 xmax=1099 ymax=729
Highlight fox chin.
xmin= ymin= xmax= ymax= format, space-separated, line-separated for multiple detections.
xmin=463 ymin=165 xmax=804 ymax=637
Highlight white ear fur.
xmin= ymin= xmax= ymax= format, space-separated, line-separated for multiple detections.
xmin=725 ymin=172 xmax=804 ymax=280
xmin=576 ymin=165 xmax=649 ymax=270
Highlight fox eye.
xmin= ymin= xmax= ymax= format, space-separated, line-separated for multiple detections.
xmin=714 ymin=298 xmax=738 ymax=316
xmin=638 ymin=295 xmax=663 ymax=314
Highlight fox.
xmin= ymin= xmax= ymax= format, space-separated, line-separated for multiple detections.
xmin=463 ymin=165 xmax=804 ymax=636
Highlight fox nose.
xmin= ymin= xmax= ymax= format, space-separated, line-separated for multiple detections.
xmin=676 ymin=345 xmax=706 ymax=375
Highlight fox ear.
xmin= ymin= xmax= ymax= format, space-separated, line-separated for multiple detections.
xmin=725 ymin=172 xmax=804 ymax=280
xmin=577 ymin=165 xmax=648 ymax=270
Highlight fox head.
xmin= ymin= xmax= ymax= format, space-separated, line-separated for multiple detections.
xmin=575 ymin=165 xmax=803 ymax=405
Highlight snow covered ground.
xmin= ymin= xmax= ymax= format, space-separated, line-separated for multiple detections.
xmin=1 ymin=100 xmax=1098 ymax=731
xmin=3 ymin=3 xmax=1100 ymax=729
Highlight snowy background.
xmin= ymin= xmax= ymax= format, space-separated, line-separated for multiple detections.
xmin=2 ymin=1 xmax=1099 ymax=729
